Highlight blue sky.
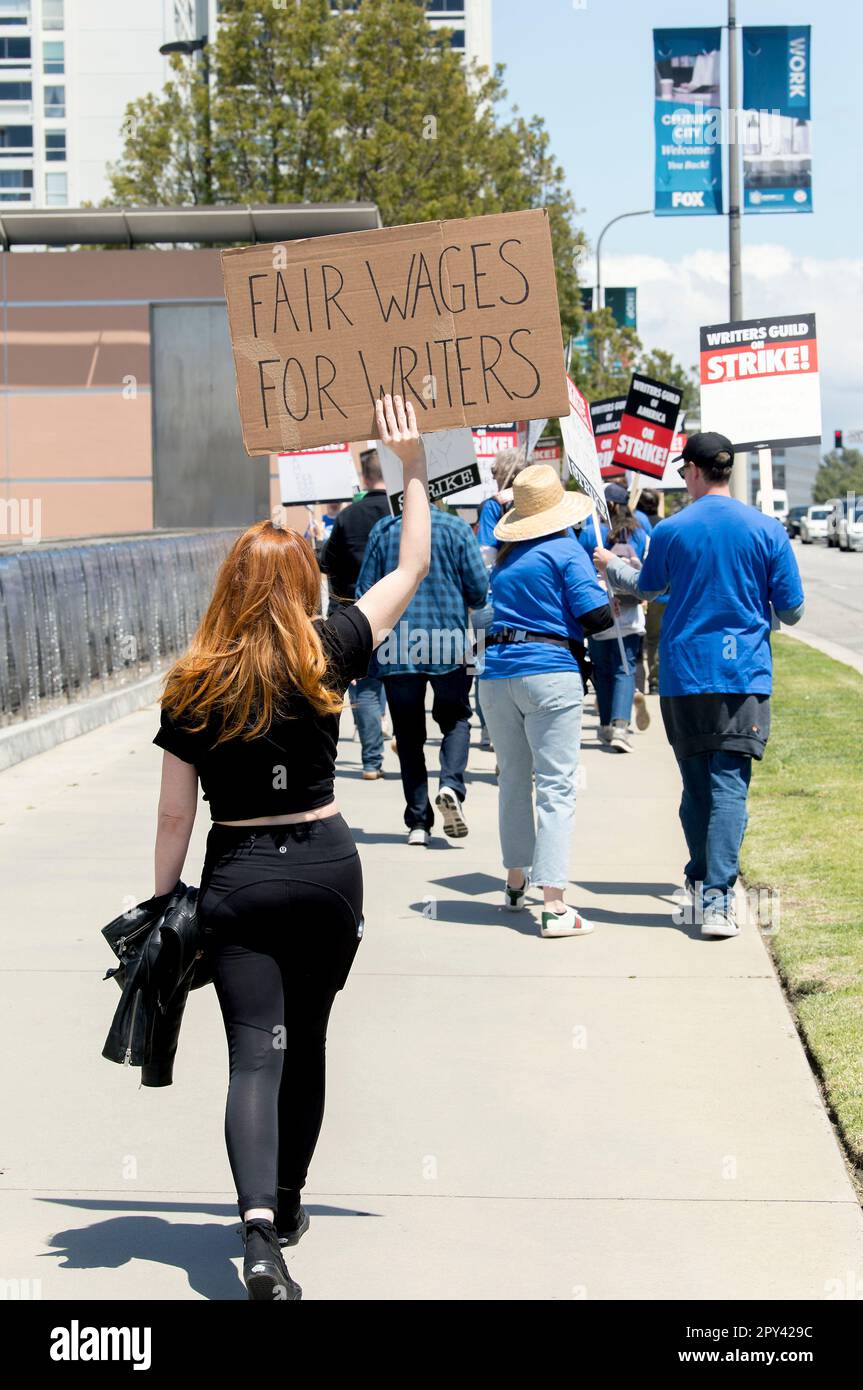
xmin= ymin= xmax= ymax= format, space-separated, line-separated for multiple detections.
xmin=493 ymin=0 xmax=862 ymax=442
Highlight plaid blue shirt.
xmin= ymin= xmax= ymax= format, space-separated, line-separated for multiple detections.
xmin=355 ymin=509 xmax=489 ymax=675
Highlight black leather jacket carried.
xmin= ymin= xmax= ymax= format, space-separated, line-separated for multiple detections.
xmin=101 ymin=882 xmax=213 ymax=1087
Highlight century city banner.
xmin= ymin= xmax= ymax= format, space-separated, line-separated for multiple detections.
xmin=653 ymin=28 xmax=723 ymax=215
xmin=742 ymin=26 xmax=812 ymax=214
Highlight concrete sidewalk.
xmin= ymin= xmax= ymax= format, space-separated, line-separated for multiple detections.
xmin=1 ymin=689 xmax=861 ymax=1301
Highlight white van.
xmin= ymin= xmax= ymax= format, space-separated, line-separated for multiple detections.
xmin=755 ymin=489 xmax=789 ymax=523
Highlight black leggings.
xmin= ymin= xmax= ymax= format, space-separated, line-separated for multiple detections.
xmin=197 ymin=815 xmax=363 ymax=1217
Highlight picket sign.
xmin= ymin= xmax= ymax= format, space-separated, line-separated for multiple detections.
xmin=559 ymin=376 xmax=630 ymax=676
xmin=758 ymin=447 xmax=775 ymax=515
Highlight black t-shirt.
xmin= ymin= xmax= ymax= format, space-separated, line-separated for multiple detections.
xmin=660 ymin=692 xmax=771 ymax=760
xmin=319 ymin=491 xmax=390 ymax=602
xmin=153 ymin=604 xmax=373 ymax=820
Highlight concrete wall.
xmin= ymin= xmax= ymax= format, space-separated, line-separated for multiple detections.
xmin=0 ymin=248 xmax=285 ymax=541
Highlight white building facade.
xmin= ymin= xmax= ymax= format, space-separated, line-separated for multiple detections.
xmin=0 ymin=0 xmax=491 ymax=210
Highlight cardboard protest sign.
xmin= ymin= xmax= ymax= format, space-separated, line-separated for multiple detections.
xmin=590 ymin=395 xmax=627 ymax=477
xmin=612 ymin=373 xmax=683 ymax=478
xmin=221 ymin=209 xmax=570 ymax=455
xmin=277 ymin=443 xmax=359 ymax=504
xmin=699 ymin=312 xmax=820 ymax=450
xmin=560 ymin=376 xmax=609 ymax=522
xmin=378 ymin=428 xmax=480 ymax=514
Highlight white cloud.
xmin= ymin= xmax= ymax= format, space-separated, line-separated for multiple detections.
xmin=582 ymin=246 xmax=863 ymax=435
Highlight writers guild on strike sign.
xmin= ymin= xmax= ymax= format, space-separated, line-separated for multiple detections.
xmin=698 ymin=312 xmax=821 ymax=452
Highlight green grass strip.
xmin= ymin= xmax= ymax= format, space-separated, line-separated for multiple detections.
xmin=743 ymin=634 xmax=863 ymax=1175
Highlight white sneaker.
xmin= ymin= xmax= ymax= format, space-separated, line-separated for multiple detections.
xmin=435 ymin=789 xmax=468 ymax=838
xmin=407 ymin=827 xmax=430 ymax=847
xmin=701 ymin=906 xmax=740 ymax=939
xmin=609 ymin=721 xmax=632 ymax=752
xmin=504 ymin=872 xmax=530 ymax=910
xmin=540 ymin=906 xmax=595 ymax=938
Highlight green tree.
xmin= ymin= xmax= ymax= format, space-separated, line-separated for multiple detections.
xmin=569 ymin=310 xmax=697 ymax=412
xmin=812 ymin=448 xmax=863 ymax=504
xmin=107 ymin=0 xmax=586 ymax=334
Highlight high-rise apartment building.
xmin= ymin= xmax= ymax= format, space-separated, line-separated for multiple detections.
xmin=0 ymin=0 xmax=491 ymax=210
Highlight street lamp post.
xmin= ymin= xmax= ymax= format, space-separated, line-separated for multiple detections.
xmin=726 ymin=0 xmax=749 ymax=502
xmin=594 ymin=208 xmax=652 ymax=312
xmin=159 ymin=35 xmax=212 ymax=203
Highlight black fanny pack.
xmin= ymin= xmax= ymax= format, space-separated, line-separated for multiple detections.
xmin=485 ymin=628 xmax=593 ymax=692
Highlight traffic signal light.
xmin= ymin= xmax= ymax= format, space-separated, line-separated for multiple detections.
xmin=835 ymin=429 xmax=844 ymax=450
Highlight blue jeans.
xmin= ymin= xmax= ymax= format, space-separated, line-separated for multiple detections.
xmin=479 ymin=671 xmax=584 ymax=890
xmin=348 ymin=675 xmax=386 ymax=771
xmin=676 ymin=750 xmax=752 ymax=917
xmin=588 ymin=632 xmax=641 ymax=726
xmin=383 ymin=668 xmax=472 ymax=830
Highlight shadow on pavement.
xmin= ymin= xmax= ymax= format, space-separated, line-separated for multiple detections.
xmin=408 ymin=898 xmax=539 ymax=934
xmin=40 ymin=1199 xmax=380 ymax=1301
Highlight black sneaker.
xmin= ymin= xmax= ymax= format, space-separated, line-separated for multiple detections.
xmin=242 ymin=1217 xmax=302 ymax=1301
xmin=275 ymin=1196 xmax=311 ymax=1248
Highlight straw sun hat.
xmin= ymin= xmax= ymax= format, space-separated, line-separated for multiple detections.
xmin=492 ymin=463 xmax=593 ymax=543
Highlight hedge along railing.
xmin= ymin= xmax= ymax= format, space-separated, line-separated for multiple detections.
xmin=0 ymin=531 xmax=239 ymax=724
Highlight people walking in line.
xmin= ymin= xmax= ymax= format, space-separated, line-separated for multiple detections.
xmin=478 ymin=464 xmax=614 ymax=938
xmin=151 ymin=394 xmax=430 ymax=1299
xmin=356 ymin=501 xmax=488 ymax=846
xmin=584 ymin=485 xmax=648 ymax=752
xmin=593 ymin=432 xmax=804 ymax=939
xmin=320 ymin=449 xmax=391 ymax=779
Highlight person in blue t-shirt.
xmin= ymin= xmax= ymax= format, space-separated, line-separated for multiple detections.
xmin=593 ymin=432 xmax=805 ymax=939
xmin=473 ymin=447 xmax=530 ymax=748
xmin=576 ymin=483 xmax=650 ymax=562
xmin=477 ymin=464 xmax=614 ymax=939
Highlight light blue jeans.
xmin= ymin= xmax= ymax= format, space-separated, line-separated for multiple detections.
xmin=479 ymin=671 xmax=584 ymax=890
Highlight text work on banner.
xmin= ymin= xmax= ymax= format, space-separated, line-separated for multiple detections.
xmin=221 ymin=209 xmax=570 ymax=455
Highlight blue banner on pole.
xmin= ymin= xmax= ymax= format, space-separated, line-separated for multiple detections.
xmin=605 ymin=287 xmax=637 ymax=330
xmin=742 ymin=26 xmax=812 ymax=214
xmin=653 ymin=28 xmax=723 ymax=216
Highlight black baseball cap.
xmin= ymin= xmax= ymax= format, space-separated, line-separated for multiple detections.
xmin=674 ymin=431 xmax=735 ymax=477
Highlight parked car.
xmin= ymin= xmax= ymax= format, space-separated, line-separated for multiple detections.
xmin=786 ymin=504 xmax=808 ymax=539
xmin=755 ymin=488 xmax=789 ymax=523
xmin=799 ymin=504 xmax=832 ymax=544
xmin=838 ymin=499 xmax=863 ymax=552
xmin=826 ymin=498 xmax=845 ymax=548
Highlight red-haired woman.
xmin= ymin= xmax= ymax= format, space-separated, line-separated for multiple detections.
xmin=151 ymin=396 xmax=429 ymax=1300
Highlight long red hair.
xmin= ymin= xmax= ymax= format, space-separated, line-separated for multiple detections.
xmin=160 ymin=520 xmax=343 ymax=744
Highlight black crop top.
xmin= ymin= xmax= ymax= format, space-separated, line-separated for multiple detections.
xmin=153 ymin=604 xmax=373 ymax=820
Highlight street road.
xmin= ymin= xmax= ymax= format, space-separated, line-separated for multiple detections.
xmin=790 ymin=538 xmax=863 ymax=657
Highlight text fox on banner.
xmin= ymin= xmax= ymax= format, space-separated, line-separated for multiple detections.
xmin=653 ymin=28 xmax=723 ymax=216
xmin=742 ymin=26 xmax=812 ymax=214
xmin=699 ymin=313 xmax=821 ymax=451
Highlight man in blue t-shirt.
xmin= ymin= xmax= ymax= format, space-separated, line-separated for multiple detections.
xmin=593 ymin=432 xmax=805 ymax=939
